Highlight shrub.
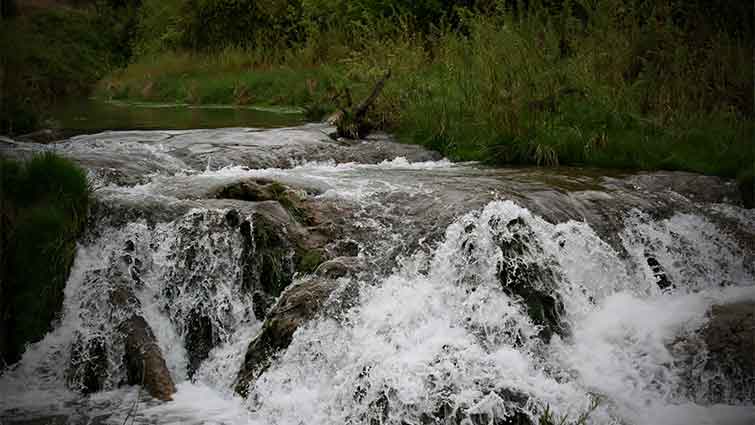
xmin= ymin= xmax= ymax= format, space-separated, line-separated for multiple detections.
xmin=0 ymin=153 xmax=90 ymax=366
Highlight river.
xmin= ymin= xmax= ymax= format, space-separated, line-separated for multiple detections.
xmin=0 ymin=116 xmax=753 ymax=424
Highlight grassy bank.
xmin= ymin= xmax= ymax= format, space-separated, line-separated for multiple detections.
xmin=0 ymin=153 xmax=90 ymax=366
xmin=97 ymin=1 xmax=753 ymax=189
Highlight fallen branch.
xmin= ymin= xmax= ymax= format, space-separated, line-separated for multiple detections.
xmin=329 ymin=70 xmax=391 ymax=139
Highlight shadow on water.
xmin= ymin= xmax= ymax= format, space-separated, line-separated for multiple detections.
xmin=48 ymin=100 xmax=306 ymax=134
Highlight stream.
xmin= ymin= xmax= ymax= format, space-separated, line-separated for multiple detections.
xmin=0 ymin=122 xmax=753 ymax=425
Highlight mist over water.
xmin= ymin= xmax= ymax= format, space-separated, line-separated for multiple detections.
xmin=1 ymin=126 xmax=753 ymax=425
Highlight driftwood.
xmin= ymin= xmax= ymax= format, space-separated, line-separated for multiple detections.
xmin=327 ymin=70 xmax=391 ymax=139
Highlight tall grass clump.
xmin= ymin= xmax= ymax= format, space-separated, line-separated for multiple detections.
xmin=390 ymin=1 xmax=753 ymax=179
xmin=0 ymin=153 xmax=90 ymax=367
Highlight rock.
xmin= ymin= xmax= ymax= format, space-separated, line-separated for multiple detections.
xmin=315 ymin=256 xmax=363 ymax=280
xmin=240 ymin=213 xmax=296 ymax=297
xmin=495 ymin=218 xmax=566 ymax=342
xmin=627 ymin=172 xmax=742 ymax=205
xmin=215 ymin=179 xmax=313 ymax=225
xmin=646 ymin=256 xmax=673 ymax=290
xmin=67 ymin=334 xmax=108 ymax=394
xmin=185 ymin=307 xmax=215 ymax=379
xmin=672 ymin=300 xmax=755 ymax=404
xmin=234 ymin=277 xmax=339 ymax=396
xmin=67 ymin=283 xmax=176 ymax=401
xmin=252 ymin=290 xmax=273 ymax=321
xmin=700 ymin=301 xmax=755 ymax=402
xmin=121 ymin=315 xmax=176 ymax=401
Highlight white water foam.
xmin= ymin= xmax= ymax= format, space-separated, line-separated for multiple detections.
xmin=2 ymin=194 xmax=753 ymax=425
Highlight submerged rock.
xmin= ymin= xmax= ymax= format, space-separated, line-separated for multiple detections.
xmin=673 ymin=300 xmax=755 ymax=404
xmin=700 ymin=301 xmax=755 ymax=402
xmin=67 ymin=334 xmax=108 ymax=394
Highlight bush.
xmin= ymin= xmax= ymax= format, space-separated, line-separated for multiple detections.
xmin=0 ymin=153 xmax=90 ymax=366
xmin=0 ymin=3 xmax=136 ymax=135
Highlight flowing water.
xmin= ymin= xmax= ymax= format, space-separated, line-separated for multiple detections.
xmin=1 ymin=124 xmax=753 ymax=425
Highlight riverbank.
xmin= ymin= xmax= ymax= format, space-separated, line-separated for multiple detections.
xmin=3 ymin=1 xmax=753 ymax=199
xmin=96 ymin=4 xmax=753 ymax=191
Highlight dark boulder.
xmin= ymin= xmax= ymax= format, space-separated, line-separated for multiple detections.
xmin=66 ymin=282 xmax=176 ymax=401
xmin=185 ymin=307 xmax=216 ymax=379
xmin=240 ymin=213 xmax=296 ymax=297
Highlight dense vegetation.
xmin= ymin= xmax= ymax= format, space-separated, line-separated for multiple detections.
xmin=0 ymin=153 xmax=90 ymax=366
xmin=98 ymin=0 xmax=753 ymax=189
xmin=0 ymin=0 xmax=138 ymax=134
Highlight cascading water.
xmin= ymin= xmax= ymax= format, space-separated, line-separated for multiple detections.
xmin=1 ymin=125 xmax=753 ymax=425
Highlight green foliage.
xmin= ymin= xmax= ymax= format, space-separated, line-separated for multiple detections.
xmin=297 ymin=249 xmax=324 ymax=274
xmin=0 ymin=153 xmax=90 ymax=365
xmin=102 ymin=0 xmax=753 ymax=183
xmin=0 ymin=4 xmax=136 ymax=135
xmin=134 ymin=0 xmax=304 ymax=54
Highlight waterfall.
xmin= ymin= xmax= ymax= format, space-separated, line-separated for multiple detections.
xmin=1 ymin=127 xmax=752 ymax=425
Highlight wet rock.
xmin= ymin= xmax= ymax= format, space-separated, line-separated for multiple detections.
xmin=109 ymin=286 xmax=139 ymax=309
xmin=627 ymin=172 xmax=742 ymax=205
xmin=67 ymin=334 xmax=108 ymax=394
xmin=495 ymin=218 xmax=566 ymax=342
xmin=252 ymin=290 xmax=273 ymax=321
xmin=315 ymin=256 xmax=363 ymax=279
xmin=216 ymin=180 xmax=313 ymax=225
xmin=124 ymin=240 xmax=135 ymax=252
xmin=16 ymin=128 xmax=71 ymax=144
xmin=185 ymin=308 xmax=215 ymax=379
xmin=672 ymin=300 xmax=755 ymax=404
xmin=332 ymin=239 xmax=360 ymax=257
xmin=234 ymin=277 xmax=339 ymax=397
xmin=240 ymin=214 xmax=296 ymax=297
xmin=121 ymin=315 xmax=176 ymax=401
xmin=224 ymin=209 xmax=241 ymax=227
xmin=701 ymin=301 xmax=755 ymax=402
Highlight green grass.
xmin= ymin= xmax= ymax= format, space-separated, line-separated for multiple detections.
xmin=0 ymin=153 xmax=90 ymax=365
xmin=97 ymin=49 xmax=354 ymax=121
xmin=96 ymin=4 xmax=753 ymax=186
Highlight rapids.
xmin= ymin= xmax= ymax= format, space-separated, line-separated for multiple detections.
xmin=0 ymin=124 xmax=753 ymax=425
